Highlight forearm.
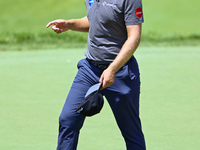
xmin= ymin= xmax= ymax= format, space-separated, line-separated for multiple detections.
xmin=68 ymin=16 xmax=90 ymax=32
xmin=108 ymin=24 xmax=142 ymax=74
xmin=99 ymin=24 xmax=142 ymax=89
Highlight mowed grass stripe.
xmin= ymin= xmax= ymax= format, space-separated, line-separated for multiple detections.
xmin=0 ymin=47 xmax=200 ymax=150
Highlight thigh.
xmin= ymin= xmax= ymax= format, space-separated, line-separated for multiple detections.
xmin=103 ymin=56 xmax=141 ymax=116
xmin=102 ymin=57 xmax=143 ymax=139
xmin=59 ymin=58 xmax=101 ymax=127
xmin=103 ymin=74 xmax=141 ymax=128
xmin=59 ymin=82 xmax=88 ymax=128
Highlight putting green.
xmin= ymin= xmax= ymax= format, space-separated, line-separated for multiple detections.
xmin=0 ymin=47 xmax=199 ymax=150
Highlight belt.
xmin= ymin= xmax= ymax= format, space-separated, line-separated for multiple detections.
xmin=87 ymin=59 xmax=110 ymax=70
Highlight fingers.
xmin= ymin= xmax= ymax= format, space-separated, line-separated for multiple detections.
xmin=46 ymin=19 xmax=64 ymax=28
xmin=101 ymin=79 xmax=113 ymax=90
xmin=46 ymin=21 xmax=57 ymax=28
xmin=46 ymin=19 xmax=67 ymax=34
xmin=99 ymin=74 xmax=104 ymax=90
xmin=52 ymin=27 xmax=62 ymax=34
xmin=99 ymin=70 xmax=115 ymax=90
xmin=99 ymin=79 xmax=110 ymax=91
xmin=46 ymin=24 xmax=62 ymax=34
xmin=52 ymin=25 xmax=63 ymax=32
xmin=99 ymin=75 xmax=104 ymax=85
xmin=100 ymin=82 xmax=106 ymax=91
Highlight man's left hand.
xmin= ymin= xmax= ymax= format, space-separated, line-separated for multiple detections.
xmin=99 ymin=68 xmax=115 ymax=90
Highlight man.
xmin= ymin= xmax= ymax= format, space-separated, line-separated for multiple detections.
xmin=46 ymin=0 xmax=146 ymax=149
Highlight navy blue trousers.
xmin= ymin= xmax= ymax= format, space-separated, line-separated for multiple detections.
xmin=57 ymin=57 xmax=146 ymax=150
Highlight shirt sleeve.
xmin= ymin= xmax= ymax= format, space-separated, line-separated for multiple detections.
xmin=124 ymin=0 xmax=144 ymax=25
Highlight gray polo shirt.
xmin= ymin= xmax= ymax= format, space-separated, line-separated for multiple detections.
xmin=84 ymin=0 xmax=144 ymax=62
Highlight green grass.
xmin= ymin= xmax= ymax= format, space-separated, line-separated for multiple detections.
xmin=0 ymin=47 xmax=200 ymax=150
xmin=0 ymin=0 xmax=86 ymax=33
xmin=1 ymin=0 xmax=200 ymax=34
xmin=142 ymin=0 xmax=200 ymax=34
xmin=1 ymin=0 xmax=200 ymax=50
xmin=0 ymin=31 xmax=88 ymax=50
xmin=1 ymin=0 xmax=199 ymax=149
xmin=1 ymin=32 xmax=200 ymax=51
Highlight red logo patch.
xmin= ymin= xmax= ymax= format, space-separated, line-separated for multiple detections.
xmin=135 ymin=8 xmax=143 ymax=18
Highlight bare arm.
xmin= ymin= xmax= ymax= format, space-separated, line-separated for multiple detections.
xmin=46 ymin=16 xmax=90 ymax=34
xmin=99 ymin=24 xmax=142 ymax=90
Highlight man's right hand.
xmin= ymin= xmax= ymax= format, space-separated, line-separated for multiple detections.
xmin=46 ymin=19 xmax=71 ymax=34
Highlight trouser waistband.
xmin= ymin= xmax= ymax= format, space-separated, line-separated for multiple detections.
xmin=87 ymin=56 xmax=134 ymax=70
xmin=87 ymin=59 xmax=110 ymax=70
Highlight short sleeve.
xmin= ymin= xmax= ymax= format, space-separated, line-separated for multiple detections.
xmin=124 ymin=0 xmax=144 ymax=25
xmin=85 ymin=0 xmax=89 ymax=10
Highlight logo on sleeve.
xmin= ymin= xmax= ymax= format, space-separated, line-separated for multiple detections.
xmin=135 ymin=8 xmax=143 ymax=18
xmin=89 ymin=0 xmax=94 ymax=6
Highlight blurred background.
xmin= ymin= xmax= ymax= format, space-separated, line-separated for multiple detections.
xmin=0 ymin=0 xmax=200 ymax=50
xmin=0 ymin=0 xmax=200 ymax=150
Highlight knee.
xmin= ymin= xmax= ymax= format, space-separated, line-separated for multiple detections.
xmin=59 ymin=113 xmax=68 ymax=126
xmin=59 ymin=111 xmax=85 ymax=130
xmin=59 ymin=111 xmax=74 ymax=126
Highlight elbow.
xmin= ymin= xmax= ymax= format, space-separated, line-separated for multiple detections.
xmin=129 ymin=34 xmax=141 ymax=47
xmin=137 ymin=35 xmax=141 ymax=46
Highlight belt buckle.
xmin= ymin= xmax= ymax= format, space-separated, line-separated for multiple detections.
xmin=90 ymin=60 xmax=109 ymax=70
xmin=97 ymin=64 xmax=109 ymax=70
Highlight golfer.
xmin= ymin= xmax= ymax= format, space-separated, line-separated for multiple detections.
xmin=46 ymin=0 xmax=146 ymax=149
